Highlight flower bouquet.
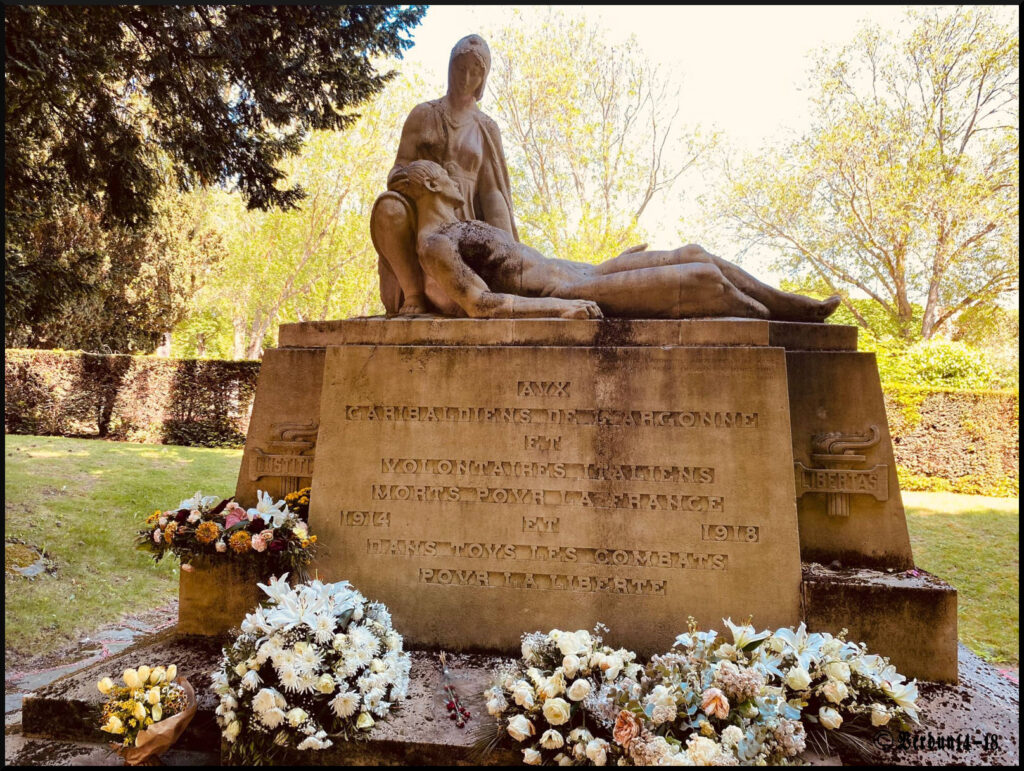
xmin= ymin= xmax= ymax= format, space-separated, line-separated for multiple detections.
xmin=213 ymin=574 xmax=411 ymax=765
xmin=136 ymin=490 xmax=317 ymax=580
xmin=482 ymin=619 xmax=921 ymax=766
xmin=98 ymin=665 xmax=196 ymax=765
xmin=608 ymin=618 xmax=920 ymax=765
xmin=283 ymin=487 xmax=311 ymax=523
xmin=481 ymin=626 xmax=639 ymax=766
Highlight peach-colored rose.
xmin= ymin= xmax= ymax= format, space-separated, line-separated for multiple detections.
xmin=251 ymin=535 xmax=267 ymax=552
xmin=613 ymin=710 xmax=642 ymax=748
xmin=260 ymin=529 xmax=275 ymax=543
xmin=701 ymin=687 xmax=730 ymax=719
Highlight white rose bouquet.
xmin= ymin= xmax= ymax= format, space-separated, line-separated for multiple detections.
xmin=213 ymin=575 xmax=411 ymax=765
xmin=483 ymin=625 xmax=638 ymax=766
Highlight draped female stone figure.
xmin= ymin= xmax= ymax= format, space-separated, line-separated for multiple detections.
xmin=371 ymin=34 xmax=518 ymax=316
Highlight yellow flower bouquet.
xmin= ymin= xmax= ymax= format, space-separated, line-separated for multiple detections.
xmin=98 ymin=665 xmax=197 ymax=765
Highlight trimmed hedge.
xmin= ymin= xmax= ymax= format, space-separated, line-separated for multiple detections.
xmin=4 ymin=350 xmax=1019 ymax=495
xmin=4 ymin=349 xmax=259 ymax=447
xmin=886 ymin=385 xmax=1019 ymax=497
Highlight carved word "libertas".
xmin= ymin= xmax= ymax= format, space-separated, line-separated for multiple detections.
xmin=417 ymin=569 xmax=668 ymax=595
xmin=345 ymin=405 xmax=758 ymax=428
xmin=370 ymin=484 xmax=725 ymax=511
xmin=380 ymin=457 xmax=715 ymax=483
xmin=517 ymin=381 xmax=570 ymax=397
xmin=793 ymin=464 xmax=888 ymax=500
xmin=365 ymin=539 xmax=729 ymax=570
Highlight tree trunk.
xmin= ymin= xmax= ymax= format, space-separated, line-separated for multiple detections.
xmin=232 ymin=318 xmax=247 ymax=361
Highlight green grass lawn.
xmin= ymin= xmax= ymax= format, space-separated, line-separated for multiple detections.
xmin=4 ymin=434 xmax=242 ymax=661
xmin=4 ymin=435 xmax=1019 ymax=669
xmin=903 ymin=491 xmax=1019 ymax=666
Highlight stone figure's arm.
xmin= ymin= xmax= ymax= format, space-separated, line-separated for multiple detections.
xmin=418 ymin=235 xmax=602 ymax=320
xmin=477 ymin=153 xmax=515 ymax=235
xmin=386 ymin=104 xmax=437 ymax=187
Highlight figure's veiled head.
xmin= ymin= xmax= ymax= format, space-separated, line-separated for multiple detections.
xmin=448 ymin=34 xmax=490 ymax=101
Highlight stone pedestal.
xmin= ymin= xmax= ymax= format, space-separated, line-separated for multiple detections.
xmin=224 ymin=317 xmax=957 ymax=679
xmin=177 ymin=561 xmax=269 ymax=637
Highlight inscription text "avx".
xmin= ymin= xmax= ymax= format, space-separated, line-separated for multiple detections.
xmin=517 ymin=381 xmax=570 ymax=397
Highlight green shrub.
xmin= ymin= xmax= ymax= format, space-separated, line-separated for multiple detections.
xmin=892 ymin=339 xmax=997 ymax=388
xmin=4 ymin=349 xmax=259 ymax=447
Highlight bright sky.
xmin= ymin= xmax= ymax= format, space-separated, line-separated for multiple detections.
xmin=396 ymin=5 xmax=916 ymax=275
xmin=403 ymin=5 xmax=912 ymax=149
xmin=397 ymin=5 xmax=1017 ymax=284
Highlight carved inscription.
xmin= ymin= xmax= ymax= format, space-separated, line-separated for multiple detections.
xmin=366 ymin=539 xmax=728 ymax=569
xmin=251 ymin=450 xmax=315 ymax=480
xmin=346 ymin=405 xmax=758 ymax=428
xmin=340 ymin=510 xmax=391 ymax=528
xmin=370 ymin=484 xmax=724 ymax=511
xmin=523 ymin=516 xmax=559 ymax=533
xmin=701 ymin=524 xmax=760 ymax=543
xmin=517 ymin=381 xmax=571 ymax=397
xmin=794 ymin=464 xmax=888 ymax=500
xmin=381 ymin=457 xmax=715 ymax=483
xmin=316 ymin=343 xmax=806 ymax=651
xmin=417 ymin=569 xmax=668 ymax=595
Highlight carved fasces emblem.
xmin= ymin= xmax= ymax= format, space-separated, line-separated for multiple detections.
xmin=794 ymin=426 xmax=888 ymax=517
xmin=249 ymin=422 xmax=318 ymax=494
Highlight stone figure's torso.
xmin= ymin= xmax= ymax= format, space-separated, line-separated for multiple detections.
xmin=437 ymin=220 xmax=593 ymax=297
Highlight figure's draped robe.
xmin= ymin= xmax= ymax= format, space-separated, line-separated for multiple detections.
xmin=374 ymin=99 xmax=518 ymax=315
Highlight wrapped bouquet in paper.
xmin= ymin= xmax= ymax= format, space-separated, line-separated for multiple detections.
xmin=98 ymin=665 xmax=196 ymax=765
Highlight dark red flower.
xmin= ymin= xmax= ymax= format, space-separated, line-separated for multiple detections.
xmin=268 ymin=539 xmax=286 ymax=552
xmin=175 ymin=509 xmax=190 ymax=523
xmin=247 ymin=517 xmax=266 ymax=533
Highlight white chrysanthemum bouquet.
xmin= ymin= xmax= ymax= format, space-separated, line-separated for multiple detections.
xmin=213 ymin=575 xmax=410 ymax=765
xmin=483 ymin=625 xmax=639 ymax=766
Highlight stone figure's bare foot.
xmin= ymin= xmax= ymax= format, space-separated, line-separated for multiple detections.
xmin=397 ymin=297 xmax=432 ymax=315
xmin=815 ymin=295 xmax=842 ymax=321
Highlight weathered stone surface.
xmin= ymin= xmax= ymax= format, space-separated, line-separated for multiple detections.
xmin=177 ymin=561 xmax=269 ymax=637
xmin=234 ymin=346 xmax=324 ymax=508
xmin=787 ymin=352 xmax=914 ymax=569
xmin=802 ymin=563 xmax=958 ymax=683
xmin=309 ymin=343 xmax=804 ymax=654
xmin=20 ymin=629 xmax=222 ymax=749
xmin=278 ymin=317 xmax=857 ymax=350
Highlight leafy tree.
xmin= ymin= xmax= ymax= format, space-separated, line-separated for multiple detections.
xmin=714 ymin=7 xmax=1018 ymax=340
xmin=5 ymin=4 xmax=425 ymax=348
xmin=6 ymin=189 xmax=227 ymax=352
xmin=172 ymin=68 xmax=426 ymax=359
xmin=486 ymin=10 xmax=714 ymax=264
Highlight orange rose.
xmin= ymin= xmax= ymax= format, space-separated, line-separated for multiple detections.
xmin=613 ymin=710 xmax=642 ymax=748
xmin=700 ymin=687 xmax=730 ymax=719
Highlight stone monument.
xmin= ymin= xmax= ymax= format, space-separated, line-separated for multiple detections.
xmin=226 ymin=33 xmax=957 ymax=683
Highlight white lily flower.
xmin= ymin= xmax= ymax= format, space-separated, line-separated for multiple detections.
xmin=772 ymin=622 xmax=825 ymax=670
xmin=248 ymin=489 xmax=291 ymax=528
xmin=882 ymin=679 xmax=920 ymax=723
xmin=723 ymin=617 xmax=771 ymax=651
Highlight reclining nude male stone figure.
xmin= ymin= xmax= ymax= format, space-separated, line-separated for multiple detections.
xmin=390 ymin=159 xmax=841 ymax=321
